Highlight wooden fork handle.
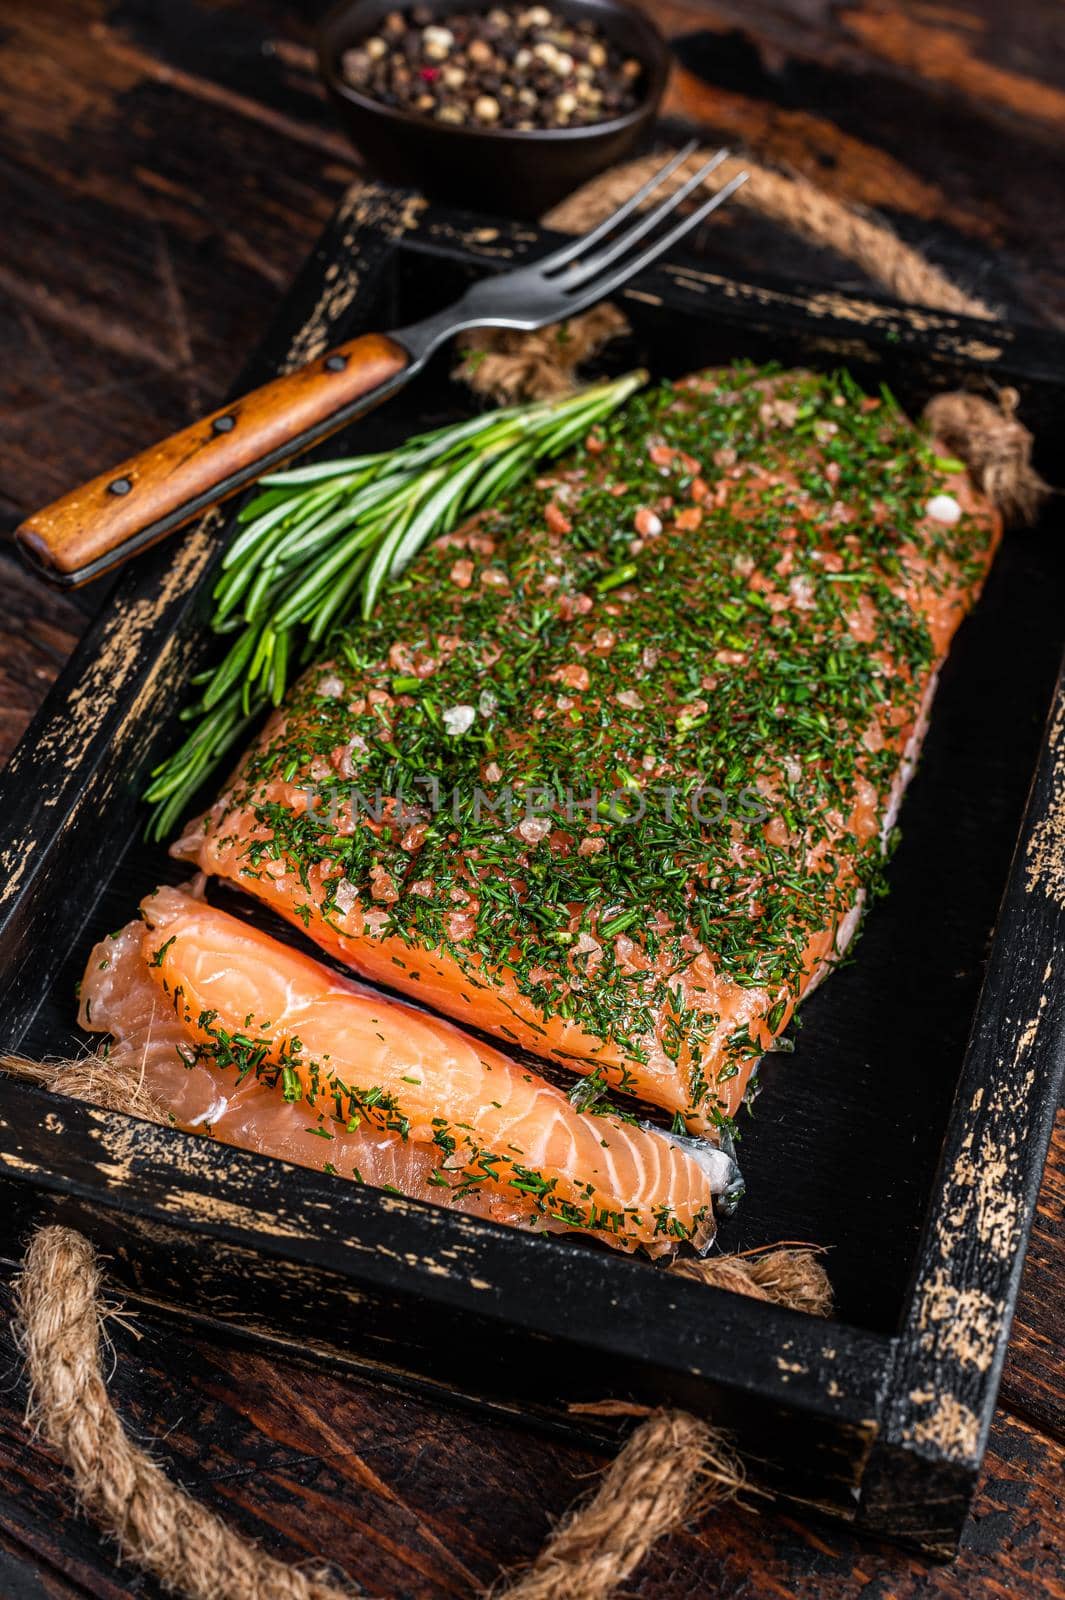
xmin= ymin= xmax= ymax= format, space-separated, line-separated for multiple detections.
xmin=15 ymin=333 xmax=412 ymax=587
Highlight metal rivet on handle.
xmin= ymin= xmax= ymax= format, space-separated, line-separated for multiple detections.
xmin=213 ymin=415 xmax=236 ymax=433
xmin=108 ymin=477 xmax=132 ymax=496
xmin=325 ymin=354 xmax=347 ymax=371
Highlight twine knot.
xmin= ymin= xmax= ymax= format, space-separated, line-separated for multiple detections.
xmin=924 ymin=387 xmax=1050 ymax=524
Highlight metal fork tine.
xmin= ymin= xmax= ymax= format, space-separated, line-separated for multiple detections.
xmin=551 ymin=148 xmax=731 ymax=292
xmin=395 ymin=155 xmax=746 ymax=366
xmin=561 ymin=171 xmax=750 ymax=316
xmin=531 ymin=139 xmax=700 ymax=274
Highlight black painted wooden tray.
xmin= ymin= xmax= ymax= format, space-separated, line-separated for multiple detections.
xmin=1 ymin=183 xmax=1063 ymax=1555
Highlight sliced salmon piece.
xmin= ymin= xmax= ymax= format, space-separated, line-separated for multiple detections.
xmin=78 ymin=911 xmax=490 ymax=1220
xmin=79 ymin=886 xmax=734 ymax=1255
xmin=176 ymin=365 xmax=1000 ymax=1134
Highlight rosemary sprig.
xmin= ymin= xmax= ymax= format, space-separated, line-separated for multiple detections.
xmin=144 ymin=370 xmax=647 ymax=837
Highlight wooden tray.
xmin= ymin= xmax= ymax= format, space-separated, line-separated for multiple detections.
xmin=1 ymin=182 xmax=1063 ymax=1555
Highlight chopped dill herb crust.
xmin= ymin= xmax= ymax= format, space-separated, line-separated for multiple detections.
xmin=179 ymin=363 xmax=999 ymax=1135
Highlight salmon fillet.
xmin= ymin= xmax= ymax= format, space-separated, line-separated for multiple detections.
xmin=79 ymin=886 xmax=734 ymax=1254
xmin=177 ymin=364 xmax=999 ymax=1135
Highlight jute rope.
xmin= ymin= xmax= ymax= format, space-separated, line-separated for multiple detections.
xmin=13 ymin=1224 xmax=753 ymax=1600
xmin=491 ymin=1409 xmax=744 ymax=1600
xmin=457 ymin=144 xmax=996 ymax=402
xmin=458 ymin=300 xmax=631 ymax=404
xmin=544 ymin=149 xmax=996 ymax=318
xmin=3 ymin=143 xmax=1050 ymax=1599
xmin=5 ymin=1051 xmax=828 ymax=1598
xmin=15 ymin=1227 xmax=351 ymax=1600
xmin=455 ymin=147 xmax=1050 ymax=526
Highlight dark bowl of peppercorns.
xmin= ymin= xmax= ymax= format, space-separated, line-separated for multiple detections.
xmin=318 ymin=0 xmax=670 ymax=218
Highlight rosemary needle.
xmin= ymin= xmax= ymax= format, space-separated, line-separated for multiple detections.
xmin=145 ymin=370 xmax=647 ymax=838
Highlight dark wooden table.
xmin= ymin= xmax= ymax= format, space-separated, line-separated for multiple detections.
xmin=1 ymin=2 xmax=1062 ymax=1595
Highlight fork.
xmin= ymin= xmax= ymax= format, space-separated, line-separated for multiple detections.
xmin=17 ymin=145 xmax=747 ymax=586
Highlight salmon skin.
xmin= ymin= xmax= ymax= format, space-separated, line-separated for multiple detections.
xmin=79 ymin=886 xmax=737 ymax=1255
xmin=177 ymin=364 xmax=999 ymax=1136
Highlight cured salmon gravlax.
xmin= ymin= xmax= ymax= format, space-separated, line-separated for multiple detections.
xmin=79 ymin=886 xmax=736 ymax=1254
xmin=177 ymin=363 xmax=1000 ymax=1136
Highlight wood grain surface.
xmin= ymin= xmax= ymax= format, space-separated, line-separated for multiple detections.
xmin=0 ymin=1 xmax=1062 ymax=1596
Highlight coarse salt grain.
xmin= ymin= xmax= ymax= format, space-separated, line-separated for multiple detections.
xmin=926 ymin=494 xmax=962 ymax=525
xmin=447 ymin=909 xmax=477 ymax=941
xmin=554 ymin=662 xmax=590 ymax=691
xmin=370 ymin=867 xmax=399 ymax=904
xmin=789 ymin=574 xmax=816 ymax=610
xmin=443 ymin=704 xmax=476 ymax=736
xmin=333 ymin=878 xmax=358 ymax=915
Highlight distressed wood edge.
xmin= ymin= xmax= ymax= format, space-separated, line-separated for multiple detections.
xmin=398 ymin=191 xmax=1065 ymax=386
xmin=0 ymin=1167 xmax=883 ymax=1522
xmin=0 ymin=1075 xmax=888 ymax=1430
xmin=0 ymin=184 xmax=426 ymax=1046
xmin=858 ymin=656 xmax=1065 ymax=1550
xmin=0 ymin=183 xmax=1060 ymax=1549
xmin=0 ymin=184 xmax=422 ymax=856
